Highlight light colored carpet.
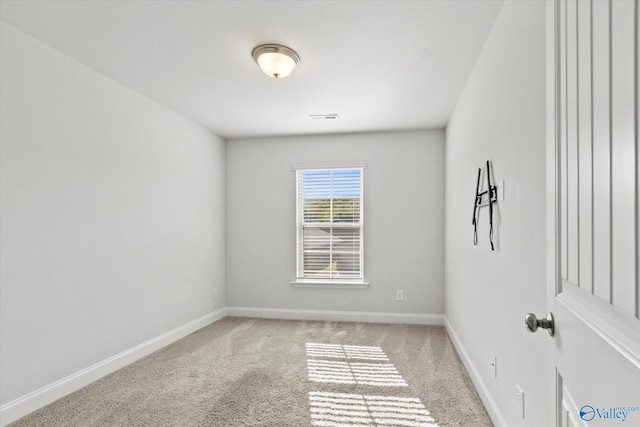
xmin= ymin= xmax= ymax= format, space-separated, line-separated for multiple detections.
xmin=9 ymin=317 xmax=493 ymax=426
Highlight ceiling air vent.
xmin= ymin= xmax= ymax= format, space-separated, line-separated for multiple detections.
xmin=310 ymin=114 xmax=339 ymax=120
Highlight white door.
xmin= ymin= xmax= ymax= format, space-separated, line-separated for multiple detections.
xmin=545 ymin=1 xmax=640 ymax=426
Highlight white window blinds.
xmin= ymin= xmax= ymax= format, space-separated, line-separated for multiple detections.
xmin=295 ymin=167 xmax=364 ymax=282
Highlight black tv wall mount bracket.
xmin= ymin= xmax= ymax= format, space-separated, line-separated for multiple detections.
xmin=472 ymin=160 xmax=497 ymax=251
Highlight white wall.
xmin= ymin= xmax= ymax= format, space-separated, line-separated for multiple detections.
xmin=226 ymin=130 xmax=444 ymax=317
xmin=0 ymin=23 xmax=226 ymax=407
xmin=444 ymin=1 xmax=547 ymax=426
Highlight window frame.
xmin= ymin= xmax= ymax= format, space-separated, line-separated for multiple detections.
xmin=291 ymin=163 xmax=368 ymax=288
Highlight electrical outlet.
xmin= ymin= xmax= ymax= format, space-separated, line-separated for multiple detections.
xmin=516 ymin=384 xmax=525 ymax=419
xmin=491 ymin=355 xmax=497 ymax=378
xmin=396 ymin=290 xmax=404 ymax=301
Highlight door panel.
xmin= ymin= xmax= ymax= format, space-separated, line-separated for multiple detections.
xmin=558 ymin=0 xmax=638 ymax=309
xmin=548 ymin=0 xmax=640 ymax=425
xmin=566 ymin=0 xmax=580 ymax=285
xmin=577 ymin=0 xmax=593 ymax=293
xmin=591 ymin=0 xmax=611 ymax=301
xmin=557 ymin=373 xmax=581 ymax=427
xmin=554 ymin=291 xmax=640 ymax=426
xmin=638 ymin=0 xmax=640 ymax=320
xmin=610 ymin=0 xmax=636 ymax=315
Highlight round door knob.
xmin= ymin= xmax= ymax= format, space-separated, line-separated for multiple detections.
xmin=524 ymin=312 xmax=555 ymax=337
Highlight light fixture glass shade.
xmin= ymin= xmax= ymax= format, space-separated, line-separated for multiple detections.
xmin=252 ymin=44 xmax=300 ymax=79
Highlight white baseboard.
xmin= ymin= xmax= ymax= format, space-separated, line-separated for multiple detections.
xmin=226 ymin=306 xmax=444 ymax=325
xmin=444 ymin=316 xmax=507 ymax=427
xmin=0 ymin=308 xmax=227 ymax=426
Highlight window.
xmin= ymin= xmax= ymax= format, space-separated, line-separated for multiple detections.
xmin=294 ymin=165 xmax=365 ymax=285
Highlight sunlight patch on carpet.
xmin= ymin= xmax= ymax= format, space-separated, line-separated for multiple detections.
xmin=306 ymin=343 xmax=390 ymax=361
xmin=305 ymin=342 xmax=439 ymax=426
xmin=308 ymin=391 xmax=439 ymax=427
xmin=307 ymin=360 xmax=408 ymax=387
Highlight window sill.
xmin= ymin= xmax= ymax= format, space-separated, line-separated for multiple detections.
xmin=290 ymin=280 xmax=370 ymax=289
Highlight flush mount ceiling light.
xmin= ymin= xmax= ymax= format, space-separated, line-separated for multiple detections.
xmin=252 ymin=44 xmax=300 ymax=79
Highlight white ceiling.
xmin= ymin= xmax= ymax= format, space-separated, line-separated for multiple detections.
xmin=0 ymin=0 xmax=504 ymax=139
